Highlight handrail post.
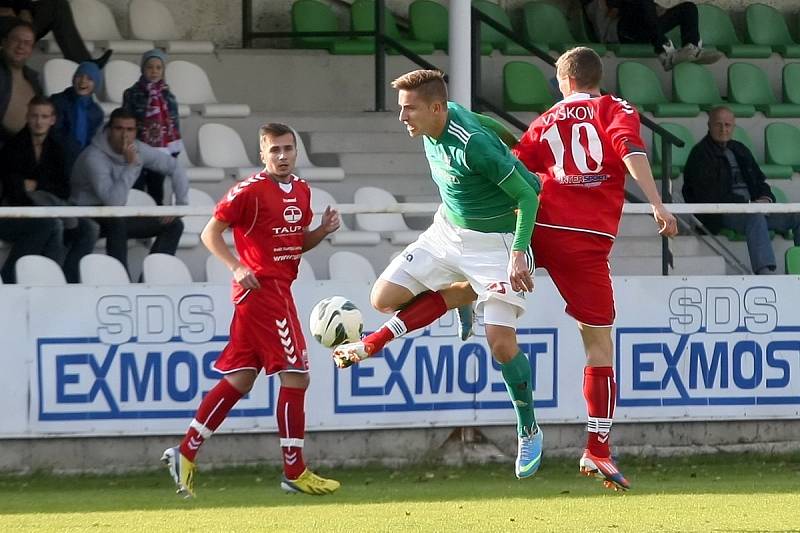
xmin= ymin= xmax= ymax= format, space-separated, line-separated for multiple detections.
xmin=660 ymin=136 xmax=674 ymax=276
xmin=374 ymin=0 xmax=387 ymax=111
xmin=242 ymin=0 xmax=252 ymax=48
xmin=470 ymin=8 xmax=481 ymax=110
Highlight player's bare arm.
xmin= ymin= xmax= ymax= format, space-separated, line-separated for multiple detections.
xmin=200 ymin=216 xmax=260 ymax=289
xmin=624 ymin=153 xmax=679 ymax=237
xmin=302 ymin=205 xmax=340 ymax=252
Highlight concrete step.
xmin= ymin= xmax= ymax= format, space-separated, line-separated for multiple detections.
xmin=611 ymin=255 xmax=726 ymax=276
xmin=340 ymin=152 xmax=430 ymax=174
xmin=611 ymin=236 xmax=710 ymax=257
xmin=308 ymin=131 xmax=420 ymax=153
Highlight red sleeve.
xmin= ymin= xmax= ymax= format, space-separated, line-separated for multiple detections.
xmin=512 ymin=123 xmax=545 ymax=173
xmin=604 ymin=96 xmax=646 ymax=160
xmin=213 ymin=182 xmax=251 ymax=227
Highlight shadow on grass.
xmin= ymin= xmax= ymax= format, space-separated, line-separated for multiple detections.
xmin=1 ymin=453 xmax=799 ymax=515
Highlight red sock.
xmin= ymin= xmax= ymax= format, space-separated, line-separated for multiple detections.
xmin=179 ymin=378 xmax=243 ymax=461
xmin=278 ymin=386 xmax=307 ymax=480
xmin=364 ymin=291 xmax=448 ymax=353
xmin=583 ymin=366 xmax=616 ymax=458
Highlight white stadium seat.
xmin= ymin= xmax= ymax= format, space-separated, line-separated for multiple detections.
xmin=292 ymin=128 xmax=345 ymax=182
xmin=310 ymin=187 xmax=380 ymax=246
xmin=15 ymin=255 xmax=66 ymax=285
xmin=328 ymin=251 xmax=376 ymax=283
xmin=103 ymin=60 xmax=140 ymax=104
xmin=165 ymin=61 xmax=250 ymax=117
xmin=205 ymin=255 xmax=232 ymax=283
xmin=142 ymin=253 xmax=193 ymax=284
xmin=353 ymin=186 xmax=422 ymax=245
xmin=126 ymin=188 xmax=157 ymax=207
xmin=178 ymin=150 xmax=225 ymax=183
xmin=129 ymin=0 xmax=215 ymax=54
xmin=198 ymin=123 xmax=260 ymax=179
xmin=79 ymin=254 xmax=130 ymax=284
xmin=70 ymin=0 xmax=154 ymax=53
xmin=42 ymin=58 xmax=77 ymax=96
xmin=297 ymin=258 xmax=316 ymax=282
xmin=39 ymin=31 xmax=95 ymax=54
xmin=179 ymin=188 xmax=215 ymax=248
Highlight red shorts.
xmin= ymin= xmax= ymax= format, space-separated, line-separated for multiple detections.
xmin=532 ymin=224 xmax=616 ymax=326
xmin=214 ymin=279 xmax=309 ymax=375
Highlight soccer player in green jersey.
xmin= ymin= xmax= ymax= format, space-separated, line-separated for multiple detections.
xmin=333 ymin=69 xmax=544 ymax=479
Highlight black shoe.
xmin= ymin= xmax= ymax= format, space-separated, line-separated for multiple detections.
xmin=92 ymin=49 xmax=113 ymax=69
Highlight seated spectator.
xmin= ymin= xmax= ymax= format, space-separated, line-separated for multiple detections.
xmin=0 ymin=95 xmax=98 ymax=282
xmin=123 ymin=49 xmax=183 ymax=205
xmin=582 ymin=0 xmax=721 ymax=70
xmin=51 ymin=61 xmax=104 ymax=170
xmin=683 ymin=106 xmax=800 ymax=274
xmin=69 ymin=108 xmax=188 ymax=274
xmin=0 ymin=0 xmax=111 ymax=66
xmin=0 ymin=19 xmax=40 ymax=148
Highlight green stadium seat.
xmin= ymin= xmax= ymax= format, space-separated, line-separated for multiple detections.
xmin=673 ymin=62 xmax=756 ymax=117
xmin=616 ymin=61 xmax=700 ymax=117
xmin=728 ymin=62 xmax=800 ymax=118
xmin=786 ymin=246 xmax=800 ymax=274
xmin=745 ymin=3 xmax=800 ymax=58
xmin=765 ymin=122 xmax=800 ymax=171
xmin=609 ymin=43 xmax=656 ymax=58
xmin=473 ymin=1 xmax=528 ymax=55
xmin=697 ymin=4 xmax=772 ymax=58
xmin=651 ymin=123 xmax=694 ymax=179
xmin=408 ymin=0 xmax=492 ymax=54
xmin=782 ymin=63 xmax=800 ymax=104
xmin=520 ymin=2 xmax=606 ymax=56
xmin=291 ymin=0 xmax=373 ymax=54
xmin=351 ymin=0 xmax=435 ymax=56
xmin=733 ymin=126 xmax=794 ymax=179
xmin=503 ymin=61 xmax=556 ymax=112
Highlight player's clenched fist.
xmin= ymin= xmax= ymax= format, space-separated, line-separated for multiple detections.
xmin=232 ymin=264 xmax=260 ymax=289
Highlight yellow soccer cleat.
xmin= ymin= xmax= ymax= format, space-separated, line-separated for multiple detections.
xmin=280 ymin=468 xmax=341 ymax=495
xmin=161 ymin=446 xmax=196 ymax=498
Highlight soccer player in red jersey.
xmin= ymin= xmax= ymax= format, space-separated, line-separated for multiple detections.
xmin=161 ymin=123 xmax=342 ymax=498
xmin=512 ymin=47 xmax=678 ymax=490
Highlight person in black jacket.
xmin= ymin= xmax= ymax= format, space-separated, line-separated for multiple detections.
xmin=0 ymin=20 xmax=41 ymax=148
xmin=683 ymin=106 xmax=800 ymax=274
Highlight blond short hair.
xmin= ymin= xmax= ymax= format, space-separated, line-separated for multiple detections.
xmin=555 ymin=47 xmax=603 ymax=91
xmin=391 ymin=69 xmax=448 ymax=103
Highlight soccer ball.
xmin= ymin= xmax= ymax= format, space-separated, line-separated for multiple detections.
xmin=309 ymin=296 xmax=363 ymax=348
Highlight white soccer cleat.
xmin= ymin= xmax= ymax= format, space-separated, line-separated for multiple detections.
xmin=332 ymin=341 xmax=375 ymax=368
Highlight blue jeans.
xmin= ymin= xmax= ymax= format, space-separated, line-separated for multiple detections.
xmin=720 ymin=213 xmax=800 ymax=273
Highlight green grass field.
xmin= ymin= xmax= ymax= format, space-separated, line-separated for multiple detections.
xmin=1 ymin=453 xmax=799 ymax=532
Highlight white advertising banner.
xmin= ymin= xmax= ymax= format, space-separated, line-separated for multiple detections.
xmin=2 ymin=275 xmax=799 ymax=438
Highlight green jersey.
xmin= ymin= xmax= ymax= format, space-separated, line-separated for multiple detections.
xmin=423 ymin=101 xmax=539 ymax=249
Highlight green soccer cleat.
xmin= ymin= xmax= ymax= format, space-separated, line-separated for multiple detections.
xmin=281 ymin=468 xmax=341 ymax=495
xmin=456 ymin=304 xmax=475 ymax=341
xmin=161 ymin=446 xmax=196 ymax=498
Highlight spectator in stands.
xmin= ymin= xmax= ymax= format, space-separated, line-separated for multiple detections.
xmin=51 ymin=61 xmax=104 ymax=170
xmin=0 ymin=95 xmax=98 ymax=282
xmin=683 ymin=106 xmax=800 ymax=274
xmin=0 ymin=19 xmax=40 ymax=148
xmin=0 ymin=0 xmax=112 ymax=66
xmin=582 ymin=0 xmax=721 ymax=70
xmin=70 ymin=108 xmax=188 ymax=274
xmin=122 ymin=49 xmax=183 ymax=205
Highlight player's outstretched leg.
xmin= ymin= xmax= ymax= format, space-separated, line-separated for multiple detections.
xmin=456 ymin=304 xmax=475 ymax=341
xmin=281 ymin=469 xmax=341 ymax=495
xmin=161 ymin=446 xmax=196 ymax=498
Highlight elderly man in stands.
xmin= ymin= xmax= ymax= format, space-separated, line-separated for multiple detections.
xmin=70 ymin=108 xmax=188 ymax=274
xmin=0 ymin=19 xmax=40 ymax=149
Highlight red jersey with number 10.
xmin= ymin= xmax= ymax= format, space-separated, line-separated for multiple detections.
xmin=513 ymin=93 xmax=645 ymax=239
xmin=214 ymin=172 xmax=312 ymax=298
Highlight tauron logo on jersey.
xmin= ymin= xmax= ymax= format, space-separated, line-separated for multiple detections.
xmin=283 ymin=206 xmax=302 ymax=223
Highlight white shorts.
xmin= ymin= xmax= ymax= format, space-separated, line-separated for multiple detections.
xmin=380 ymin=207 xmax=530 ymax=323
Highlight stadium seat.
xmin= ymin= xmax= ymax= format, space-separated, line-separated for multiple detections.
xmin=179 ymin=188 xmax=215 ymax=249
xmin=198 ymin=124 xmax=260 ymax=180
xmin=616 ymin=61 xmax=700 ymax=117
xmin=79 ymin=254 xmax=130 ymax=284
xmin=129 ymin=0 xmax=214 ymax=54
xmin=292 ymin=128 xmax=345 ymax=181
xmin=177 ymin=150 xmax=226 ymax=183
xmin=353 ymin=186 xmax=421 ymax=245
xmin=652 ymin=123 xmax=694 ymax=179
xmin=126 ymin=188 xmax=157 ymax=207
xmin=782 ymin=63 xmax=800 ymax=105
xmin=765 ymin=122 xmax=800 ymax=171
xmin=328 ymin=251 xmax=377 ymax=283
xmin=696 ymin=4 xmax=772 ymax=58
xmin=609 ymin=43 xmax=656 ymax=58
xmin=297 ymin=258 xmax=316 ymax=282
xmin=786 ymin=246 xmax=800 ymax=274
xmin=503 ymin=61 xmax=556 ymax=112
xmin=70 ymin=0 xmax=153 ymax=53
xmin=38 ymin=31 xmax=95 ymax=55
xmin=311 ymin=187 xmax=381 ymax=246
xmin=745 ymin=3 xmax=800 ymax=58
xmin=165 ymin=61 xmax=250 ymax=118
xmin=732 ymin=126 xmax=794 ymax=180
xmin=728 ymin=62 xmax=800 ymax=117
xmin=351 ymin=0 xmax=435 ymax=56
xmin=15 ymin=255 xmax=66 ymax=285
xmin=291 ymin=0 xmax=373 ymax=54
xmin=102 ymin=60 xmax=140 ymax=106
xmin=42 ymin=58 xmax=77 ymax=96
xmin=520 ymin=2 xmax=606 ymax=56
xmin=205 ymin=255 xmax=232 ymax=283
xmin=672 ymin=63 xmax=756 ymax=117
xmin=473 ymin=1 xmax=527 ymax=55
xmin=409 ymin=0 xmax=492 ymax=54
xmin=142 ymin=253 xmax=193 ymax=284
